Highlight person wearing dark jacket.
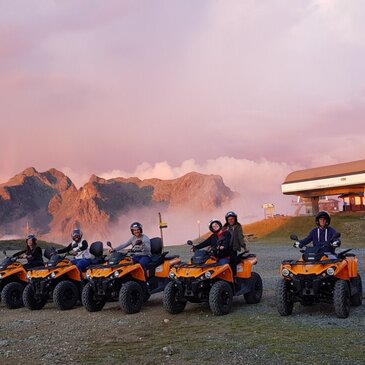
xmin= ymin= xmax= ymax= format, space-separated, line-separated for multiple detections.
xmin=223 ymin=211 xmax=248 ymax=275
xmin=193 ymin=220 xmax=231 ymax=265
xmin=14 ymin=234 xmax=44 ymax=270
xmin=295 ymin=211 xmax=340 ymax=252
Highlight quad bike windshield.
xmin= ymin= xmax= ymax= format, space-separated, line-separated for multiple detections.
xmin=191 ymin=250 xmax=211 ymax=265
xmin=301 ymin=245 xmax=337 ymax=262
xmin=46 ymin=254 xmax=67 ymax=267
xmin=107 ymin=251 xmax=129 ymax=266
xmin=0 ymin=257 xmax=17 ymax=270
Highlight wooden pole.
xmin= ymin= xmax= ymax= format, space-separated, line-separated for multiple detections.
xmin=159 ymin=212 xmax=164 ymax=250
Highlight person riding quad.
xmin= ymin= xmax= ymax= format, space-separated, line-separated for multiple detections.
xmin=56 ymin=228 xmax=92 ymax=273
xmin=13 ymin=234 xmax=44 ymax=270
xmin=192 ymin=220 xmax=231 ymax=265
xmin=294 ymin=211 xmax=340 ymax=252
xmin=111 ymin=222 xmax=152 ymax=274
xmin=223 ymin=211 xmax=248 ymax=275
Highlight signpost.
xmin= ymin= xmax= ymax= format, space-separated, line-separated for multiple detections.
xmin=158 ymin=212 xmax=168 ymax=249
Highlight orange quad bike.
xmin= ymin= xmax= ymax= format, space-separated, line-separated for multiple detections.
xmin=0 ymin=251 xmax=30 ymax=309
xmin=163 ymin=241 xmax=263 ymax=316
xmin=82 ymin=238 xmax=180 ymax=314
xmin=276 ymin=233 xmax=362 ymax=319
xmin=23 ymin=241 xmax=104 ymax=310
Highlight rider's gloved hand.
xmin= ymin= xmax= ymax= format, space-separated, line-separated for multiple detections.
xmin=331 ymin=240 xmax=341 ymax=247
xmin=293 ymin=241 xmax=302 ymax=248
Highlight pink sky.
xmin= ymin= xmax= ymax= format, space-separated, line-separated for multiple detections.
xmin=1 ymin=0 xmax=365 ymax=219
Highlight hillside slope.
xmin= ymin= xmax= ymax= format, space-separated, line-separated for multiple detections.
xmin=243 ymin=213 xmax=365 ymax=246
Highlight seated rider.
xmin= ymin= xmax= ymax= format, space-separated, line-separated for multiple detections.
xmin=223 ymin=211 xmax=248 ymax=275
xmin=14 ymin=234 xmax=44 ymax=270
xmin=56 ymin=228 xmax=92 ymax=273
xmin=112 ymin=222 xmax=152 ymax=275
xmin=294 ymin=211 xmax=340 ymax=252
xmin=192 ymin=219 xmax=231 ymax=265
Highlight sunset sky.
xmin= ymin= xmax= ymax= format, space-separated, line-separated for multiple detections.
xmin=1 ymin=0 xmax=365 ymax=221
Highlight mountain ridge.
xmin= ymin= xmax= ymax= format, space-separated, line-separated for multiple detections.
xmin=0 ymin=167 xmax=236 ymax=240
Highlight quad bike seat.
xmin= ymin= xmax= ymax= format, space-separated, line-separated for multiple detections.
xmin=238 ymin=253 xmax=256 ymax=260
xmin=89 ymin=241 xmax=105 ymax=264
xmin=145 ymin=237 xmax=165 ymax=270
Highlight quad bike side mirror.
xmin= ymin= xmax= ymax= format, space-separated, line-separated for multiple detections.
xmin=106 ymin=241 xmax=112 ymax=248
xmin=331 ymin=232 xmax=341 ymax=240
xmin=290 ymin=234 xmax=298 ymax=241
xmin=186 ymin=240 xmax=193 ymax=246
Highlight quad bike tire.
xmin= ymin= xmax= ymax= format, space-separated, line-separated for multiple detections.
xmin=244 ymin=272 xmax=263 ymax=304
xmin=53 ymin=280 xmax=79 ymax=310
xmin=209 ymin=280 xmax=233 ymax=316
xmin=23 ymin=284 xmax=47 ymax=310
xmin=82 ymin=282 xmax=106 ymax=312
xmin=350 ymin=275 xmax=362 ymax=307
xmin=163 ymin=281 xmax=187 ymax=314
xmin=119 ymin=281 xmax=144 ymax=314
xmin=1 ymin=282 xmax=24 ymax=309
xmin=333 ymin=279 xmax=350 ymax=319
xmin=276 ymin=279 xmax=294 ymax=316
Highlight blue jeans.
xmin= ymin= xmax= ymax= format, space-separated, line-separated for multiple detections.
xmin=132 ymin=255 xmax=151 ymax=274
xmin=72 ymin=258 xmax=92 ymax=273
xmin=217 ymin=258 xmax=230 ymax=266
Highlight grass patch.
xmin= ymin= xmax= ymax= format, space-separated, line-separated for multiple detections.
xmin=0 ymin=239 xmax=63 ymax=250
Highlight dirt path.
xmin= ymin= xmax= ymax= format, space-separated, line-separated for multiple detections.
xmin=1 ymin=245 xmax=364 ymax=365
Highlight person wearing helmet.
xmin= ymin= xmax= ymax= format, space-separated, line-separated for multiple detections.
xmin=56 ymin=228 xmax=92 ymax=273
xmin=14 ymin=234 xmax=44 ymax=269
xmin=113 ymin=222 xmax=152 ymax=274
xmin=296 ymin=211 xmax=340 ymax=251
xmin=191 ymin=220 xmax=231 ymax=265
xmin=223 ymin=211 xmax=248 ymax=275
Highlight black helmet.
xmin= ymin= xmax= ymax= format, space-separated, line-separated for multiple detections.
xmin=26 ymin=234 xmax=37 ymax=244
xmin=225 ymin=211 xmax=238 ymax=223
xmin=130 ymin=222 xmax=143 ymax=234
xmin=315 ymin=211 xmax=331 ymax=227
xmin=208 ymin=219 xmax=223 ymax=233
xmin=71 ymin=228 xmax=83 ymax=241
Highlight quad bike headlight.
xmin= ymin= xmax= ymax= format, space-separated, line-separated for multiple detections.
xmin=0 ymin=274 xmax=3 ymax=279
xmin=113 ymin=271 xmax=120 ymax=278
xmin=50 ymin=272 xmax=56 ymax=279
xmin=326 ymin=267 xmax=335 ymax=276
xmin=282 ymin=268 xmax=290 ymax=277
xmin=26 ymin=273 xmax=31 ymax=280
xmin=169 ymin=271 xmax=176 ymax=279
xmin=86 ymin=273 xmax=91 ymax=280
xmin=204 ymin=271 xmax=212 ymax=279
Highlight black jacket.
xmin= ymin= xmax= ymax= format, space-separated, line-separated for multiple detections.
xmin=14 ymin=246 xmax=44 ymax=265
xmin=194 ymin=231 xmax=231 ymax=258
xmin=223 ymin=222 xmax=246 ymax=251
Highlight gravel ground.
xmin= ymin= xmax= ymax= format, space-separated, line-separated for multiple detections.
xmin=0 ymin=244 xmax=364 ymax=365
